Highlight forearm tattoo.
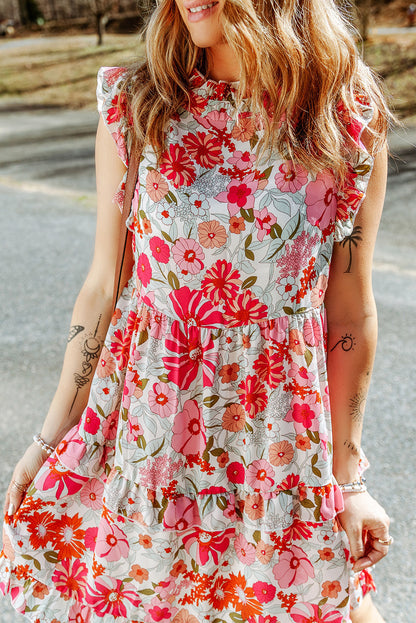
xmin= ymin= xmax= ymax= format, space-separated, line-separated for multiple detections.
xmin=340 ymin=225 xmax=362 ymax=274
xmin=67 ymin=325 xmax=85 ymax=343
xmin=69 ymin=315 xmax=103 ymax=417
xmin=330 ymin=333 xmax=356 ymax=352
xmin=349 ymin=391 xmax=366 ymax=424
xmin=344 ymin=439 xmax=360 ymax=456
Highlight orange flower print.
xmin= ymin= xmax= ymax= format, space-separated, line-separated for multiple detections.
xmin=318 ymin=547 xmax=335 ymax=561
xmin=244 ymin=493 xmax=265 ymax=520
xmin=146 ymin=169 xmax=169 ymax=202
xmin=96 ymin=346 xmax=116 ymax=379
xmin=256 ymin=539 xmax=275 ymax=564
xmin=129 ymin=564 xmax=149 ymax=583
xmin=172 ymin=609 xmax=200 ymax=623
xmin=222 ymin=402 xmax=246 ymax=432
xmin=311 ymin=274 xmax=328 ymax=308
xmin=219 ymin=362 xmax=240 ymax=383
xmin=321 ymin=579 xmax=342 ymax=598
xmin=229 ymin=216 xmax=246 ymax=234
xmin=269 ymin=440 xmax=294 ymax=466
xmin=289 ymin=329 xmax=306 ymax=355
xmin=226 ymin=572 xmax=263 ymax=619
xmin=217 ymin=450 xmax=229 ymax=467
xmin=208 ymin=575 xmax=233 ymax=610
xmin=51 ymin=514 xmax=86 ymax=560
xmin=32 ymin=581 xmax=50 ymax=599
xmin=138 ymin=534 xmax=152 ymax=549
xmin=296 ymin=434 xmax=312 ymax=451
xmin=198 ymin=220 xmax=227 ymax=249
xmin=231 ymin=112 xmax=256 ymax=141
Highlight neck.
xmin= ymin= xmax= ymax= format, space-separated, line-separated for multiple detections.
xmin=206 ymin=42 xmax=241 ymax=82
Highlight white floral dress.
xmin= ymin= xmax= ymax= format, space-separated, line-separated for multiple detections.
xmin=0 ymin=66 xmax=377 ymax=623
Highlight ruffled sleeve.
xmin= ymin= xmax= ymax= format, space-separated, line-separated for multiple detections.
xmin=334 ymin=97 xmax=375 ymax=242
xmin=96 ymin=66 xmax=130 ymax=167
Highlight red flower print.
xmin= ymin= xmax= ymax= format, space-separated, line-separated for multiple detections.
xmin=106 ymin=91 xmax=127 ymax=125
xmin=163 ymin=321 xmax=218 ymax=389
xmin=224 ymin=290 xmax=268 ymax=327
xmin=253 ymin=348 xmax=285 ymax=388
xmin=227 ymin=461 xmax=245 ymax=484
xmin=272 ymin=545 xmax=315 ymax=588
xmin=137 ymin=252 xmax=152 ymax=287
xmin=172 ymin=238 xmax=205 ymax=275
xmin=252 ymin=581 xmax=276 ymax=604
xmin=198 ymin=220 xmax=227 ymax=248
xmin=215 ymin=172 xmax=258 ymax=217
xmin=290 ymin=602 xmax=343 ymax=623
xmin=163 ymin=495 xmax=201 ymax=530
xmin=35 ymin=456 xmax=89 ymax=499
xmin=246 ymin=459 xmax=275 ymax=492
xmin=169 ymin=286 xmax=222 ymax=327
xmin=86 ymin=576 xmax=141 ymax=618
xmin=305 ymin=170 xmax=338 ymax=230
xmin=144 ymin=596 xmax=178 ymax=622
xmin=171 ymin=399 xmax=206 ymax=456
xmin=237 ymin=374 xmax=268 ymax=418
xmin=208 ymin=575 xmax=234 ymax=609
xmin=282 ymin=517 xmax=313 ymax=542
xmin=182 ymin=527 xmax=234 ymax=565
xmin=276 ymin=473 xmax=300 ymax=492
xmin=254 ymin=207 xmax=277 ymax=241
xmin=160 ymin=143 xmax=196 ymax=188
xmin=84 ymin=526 xmax=98 ymax=551
xmin=227 ymin=149 xmax=256 ymax=170
xmin=149 ymin=236 xmax=170 ymax=263
xmin=95 ymin=516 xmax=129 ymax=562
xmin=274 ymin=161 xmax=308 ymax=193
xmin=182 ymin=131 xmax=223 ymax=168
xmin=83 ymin=407 xmax=100 ymax=434
xmin=110 ymin=328 xmax=130 ymax=370
xmin=219 ymin=362 xmax=240 ymax=383
xmin=26 ymin=511 xmax=56 ymax=549
xmin=225 ymin=572 xmax=263 ymax=620
xmin=52 ymin=558 xmax=88 ymax=601
xmin=285 ymin=394 xmax=321 ymax=433
xmin=146 ymin=169 xmax=169 ymax=202
xmin=322 ymin=580 xmax=342 ymax=598
xmin=201 ymin=259 xmax=241 ymax=304
xmin=51 ymin=513 xmax=86 ymax=560
xmin=318 ymin=547 xmax=335 ymax=561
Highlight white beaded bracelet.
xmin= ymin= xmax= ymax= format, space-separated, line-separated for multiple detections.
xmin=33 ymin=433 xmax=56 ymax=456
xmin=338 ymin=476 xmax=367 ymax=494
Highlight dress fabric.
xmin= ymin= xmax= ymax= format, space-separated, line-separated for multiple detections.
xmin=0 ymin=66 xmax=377 ymax=623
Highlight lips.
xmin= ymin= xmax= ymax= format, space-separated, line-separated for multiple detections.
xmin=184 ymin=1 xmax=219 ymax=10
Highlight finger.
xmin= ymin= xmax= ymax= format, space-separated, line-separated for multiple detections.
xmin=353 ymin=542 xmax=389 ymax=572
xmin=7 ymin=485 xmax=26 ymax=518
xmin=345 ymin=525 xmax=365 ymax=564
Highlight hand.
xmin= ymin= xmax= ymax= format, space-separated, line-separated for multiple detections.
xmin=337 ymin=490 xmax=391 ymax=573
xmin=3 ymin=443 xmax=50 ymax=519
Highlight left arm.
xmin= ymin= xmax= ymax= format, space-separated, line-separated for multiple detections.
xmin=325 ymin=144 xmax=390 ymax=571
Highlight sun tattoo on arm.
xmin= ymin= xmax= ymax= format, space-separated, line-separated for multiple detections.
xmin=68 ymin=315 xmax=103 ymax=417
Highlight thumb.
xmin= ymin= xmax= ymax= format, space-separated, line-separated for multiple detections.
xmin=6 ymin=484 xmax=26 ymax=518
xmin=345 ymin=524 xmax=365 ymax=565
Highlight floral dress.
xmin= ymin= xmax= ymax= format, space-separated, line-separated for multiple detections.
xmin=0 ymin=66 xmax=377 ymax=623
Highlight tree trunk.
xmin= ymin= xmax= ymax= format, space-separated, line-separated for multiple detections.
xmin=96 ymin=11 xmax=105 ymax=46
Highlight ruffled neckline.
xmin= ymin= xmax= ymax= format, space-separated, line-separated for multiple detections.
xmin=189 ymin=67 xmax=243 ymax=101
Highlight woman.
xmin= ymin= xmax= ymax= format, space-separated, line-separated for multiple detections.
xmin=0 ymin=0 xmax=392 ymax=621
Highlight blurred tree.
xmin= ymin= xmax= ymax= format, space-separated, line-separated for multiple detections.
xmin=88 ymin=0 xmax=113 ymax=45
xmin=355 ymin=0 xmax=373 ymax=40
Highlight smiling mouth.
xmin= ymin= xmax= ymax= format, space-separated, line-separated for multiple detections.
xmin=188 ymin=2 xmax=219 ymax=13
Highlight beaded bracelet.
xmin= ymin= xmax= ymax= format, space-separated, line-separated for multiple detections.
xmin=33 ymin=433 xmax=56 ymax=456
xmin=338 ymin=476 xmax=367 ymax=494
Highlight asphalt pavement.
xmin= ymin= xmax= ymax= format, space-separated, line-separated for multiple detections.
xmin=0 ymin=102 xmax=415 ymax=623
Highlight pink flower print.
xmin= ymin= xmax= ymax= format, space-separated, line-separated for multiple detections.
xmin=273 ymin=545 xmax=314 ymax=588
xmin=246 ymin=459 xmax=275 ymax=492
xmin=289 ymin=329 xmax=306 ymax=355
xmin=252 ymin=581 xmax=276 ymax=604
xmin=198 ymin=219 xmax=227 ymax=249
xmin=52 ymin=558 xmax=88 ymax=601
xmin=172 ymin=237 xmax=205 ymax=275
xmin=85 ymin=576 xmax=141 ymax=617
xmin=285 ymin=394 xmax=321 ymax=434
xmin=69 ymin=603 xmax=91 ymax=623
xmin=127 ymin=415 xmax=144 ymax=443
xmin=95 ymin=517 xmax=129 ymax=562
xmin=149 ymin=236 xmax=170 ymax=264
xmin=96 ymin=346 xmax=116 ymax=378
xmin=311 ymin=274 xmax=328 ymax=308
xmin=138 ymin=454 xmax=183 ymax=488
xmin=160 ymin=143 xmax=196 ymax=188
xmin=268 ymin=440 xmax=294 ymax=467
xmin=215 ymin=172 xmax=258 ymax=217
xmin=234 ymin=533 xmax=256 ymax=565
xmin=274 ymin=161 xmax=308 ymax=193
xmin=150 ymin=310 xmax=168 ymax=339
xmin=122 ymin=368 xmax=139 ymax=409
xmin=227 ymin=150 xmax=256 ymax=170
xmin=182 ymin=131 xmax=223 ymax=168
xmin=254 ymin=207 xmax=277 ymax=241
xmin=56 ymin=429 xmax=86 ymax=470
xmin=146 ymin=169 xmax=169 ymax=202
xmin=290 ymin=602 xmax=343 ymax=623
xmin=182 ymin=527 xmax=234 ymax=565
xmin=163 ymin=495 xmax=201 ymax=530
xmin=227 ymin=461 xmax=245 ymax=484
xmin=200 ymin=108 xmax=232 ymax=131
xmin=237 ymin=374 xmax=268 ymax=418
xmin=35 ymin=456 xmax=88 ymax=498
xmin=144 ymin=596 xmax=178 ymax=623
xmin=84 ymin=526 xmax=98 ymax=551
xmin=171 ymin=399 xmax=206 ymax=456
xmin=288 ymin=363 xmax=316 ymax=387
xmin=148 ymin=381 xmax=178 ymax=418
xmin=305 ymin=170 xmax=338 ymax=230
xmin=155 ymin=576 xmax=179 ymax=600
xmin=303 ymin=317 xmax=322 ymax=346
xmin=253 ymin=348 xmax=285 ymax=389
xmin=169 ymin=286 xmax=222 ymax=327
xmin=231 ymin=111 xmax=256 ymax=141
xmin=137 ymin=252 xmax=152 ymax=287
xmin=224 ymin=290 xmax=269 ymax=327
xmin=80 ymin=478 xmax=104 ymax=510
xmin=163 ymin=321 xmax=218 ymax=389
xmin=201 ymin=259 xmax=241 ymax=304
xmin=83 ymin=407 xmax=100 ymax=434
xmin=102 ymin=410 xmax=119 ymax=440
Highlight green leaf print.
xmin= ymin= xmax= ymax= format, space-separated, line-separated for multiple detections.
xmin=168 ymin=271 xmax=181 ymax=290
xmin=230 ymin=612 xmax=245 ymax=623
xmin=161 ymin=231 xmax=173 ymax=243
xmin=306 ymin=430 xmax=320 ymax=445
xmin=216 ymin=496 xmax=228 ymax=511
xmin=138 ymin=329 xmax=149 ymax=346
xmin=211 ymin=447 xmax=226 ymax=456
xmin=240 ymin=208 xmax=255 ymax=222
xmin=252 ymin=530 xmax=261 ymax=543
xmin=191 ymin=559 xmax=199 ymax=573
xmin=241 ymin=276 xmax=257 ymax=289
xmin=300 ymin=498 xmax=314 ymax=509
xmin=158 ymin=372 xmax=169 ymax=383
xmin=283 ymin=306 xmax=294 ymax=315
xmin=21 ymin=554 xmax=41 ymax=571
xmin=314 ymin=494 xmax=322 ymax=522
xmin=304 ymin=348 xmax=313 ymax=367
xmin=311 ymin=454 xmax=322 ymax=478
xmin=203 ymin=395 xmax=219 ymax=408
xmin=245 ymin=248 xmax=255 ymax=261
xmin=43 ymin=550 xmax=59 ymax=564
xmin=244 ymin=233 xmax=253 ymax=248
xmin=337 ymin=596 xmax=350 ymax=609
xmin=261 ymin=165 xmax=274 ymax=180
xmin=138 ymin=588 xmax=156 ymax=595
xmin=150 ymin=438 xmax=165 ymax=457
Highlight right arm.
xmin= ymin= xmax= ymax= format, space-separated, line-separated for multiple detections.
xmin=5 ymin=115 xmax=129 ymax=516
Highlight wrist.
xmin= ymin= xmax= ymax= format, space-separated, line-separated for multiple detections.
xmin=33 ymin=433 xmax=56 ymax=457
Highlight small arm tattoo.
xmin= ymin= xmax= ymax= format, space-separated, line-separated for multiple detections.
xmin=340 ymin=225 xmax=363 ymax=274
xmin=69 ymin=315 xmax=103 ymax=416
xmin=330 ymin=333 xmax=356 ymax=352
xmin=349 ymin=392 xmax=366 ymax=423
xmin=67 ymin=325 xmax=85 ymax=343
xmin=344 ymin=439 xmax=360 ymax=456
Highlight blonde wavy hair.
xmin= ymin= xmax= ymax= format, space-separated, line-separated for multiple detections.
xmin=121 ymin=0 xmax=391 ymax=177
